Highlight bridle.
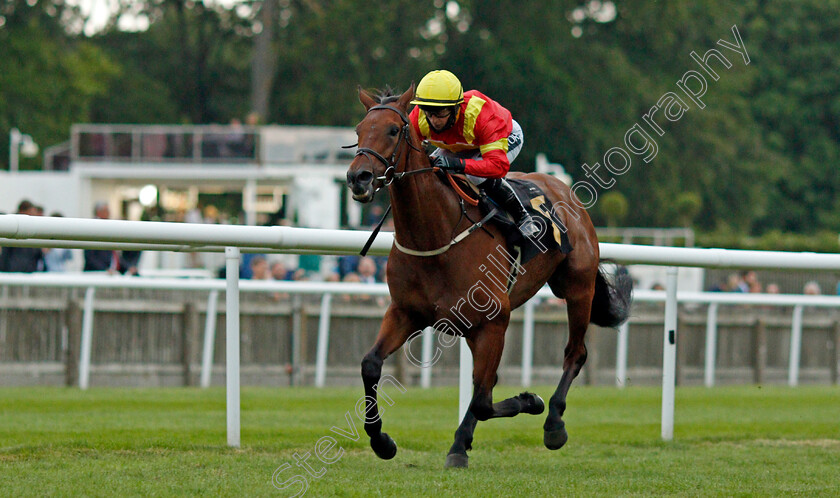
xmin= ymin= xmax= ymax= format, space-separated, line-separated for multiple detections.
xmin=345 ymin=104 xmax=434 ymax=190
xmin=349 ymin=101 xmax=497 ymax=259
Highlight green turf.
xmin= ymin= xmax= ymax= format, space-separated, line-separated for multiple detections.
xmin=1 ymin=384 xmax=838 ymax=496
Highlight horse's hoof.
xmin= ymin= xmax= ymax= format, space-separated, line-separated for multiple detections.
xmin=520 ymin=393 xmax=545 ymax=415
xmin=371 ymin=432 xmax=397 ymax=460
xmin=544 ymin=427 xmax=568 ymax=450
xmin=444 ymin=453 xmax=468 ymax=469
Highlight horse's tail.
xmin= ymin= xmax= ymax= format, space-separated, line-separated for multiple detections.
xmin=590 ymin=264 xmax=633 ymax=328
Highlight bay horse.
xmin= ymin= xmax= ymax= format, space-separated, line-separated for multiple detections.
xmin=345 ymin=84 xmax=632 ymax=468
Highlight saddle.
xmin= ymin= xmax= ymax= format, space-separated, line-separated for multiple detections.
xmin=445 ymin=174 xmax=573 ymax=265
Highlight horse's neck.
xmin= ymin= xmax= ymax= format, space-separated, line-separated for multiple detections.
xmin=389 ymin=152 xmax=461 ymax=251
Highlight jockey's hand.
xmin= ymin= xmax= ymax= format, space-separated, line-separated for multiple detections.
xmin=433 ymin=155 xmax=466 ymax=174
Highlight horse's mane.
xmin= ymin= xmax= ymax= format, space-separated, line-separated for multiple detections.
xmin=373 ymin=86 xmax=401 ymax=104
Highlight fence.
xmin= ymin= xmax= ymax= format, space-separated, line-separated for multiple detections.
xmin=3 ymin=213 xmax=840 ymax=445
xmin=3 ymin=276 xmax=838 ymax=390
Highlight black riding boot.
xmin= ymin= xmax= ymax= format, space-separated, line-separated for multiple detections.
xmin=482 ymin=178 xmax=539 ymax=237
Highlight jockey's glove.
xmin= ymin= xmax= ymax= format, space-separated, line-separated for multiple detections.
xmin=433 ymin=155 xmax=466 ymax=174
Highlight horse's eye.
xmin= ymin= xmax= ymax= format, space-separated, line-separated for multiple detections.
xmin=389 ymin=125 xmax=400 ymax=137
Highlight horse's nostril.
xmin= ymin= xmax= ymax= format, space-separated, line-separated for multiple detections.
xmin=357 ymin=171 xmax=374 ymax=184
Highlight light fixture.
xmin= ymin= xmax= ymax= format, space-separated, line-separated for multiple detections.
xmin=9 ymin=128 xmax=38 ymax=172
xmin=138 ymin=184 xmax=158 ymax=207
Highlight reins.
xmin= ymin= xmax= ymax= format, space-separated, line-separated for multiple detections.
xmin=446 ymin=174 xmax=480 ymax=207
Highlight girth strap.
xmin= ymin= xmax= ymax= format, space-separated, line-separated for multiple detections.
xmin=394 ymin=208 xmax=498 ymax=257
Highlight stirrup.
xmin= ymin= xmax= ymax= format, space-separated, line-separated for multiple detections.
xmin=517 ymin=214 xmax=540 ymax=238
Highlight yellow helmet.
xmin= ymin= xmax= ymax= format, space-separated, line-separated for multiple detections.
xmin=410 ymin=70 xmax=464 ymax=106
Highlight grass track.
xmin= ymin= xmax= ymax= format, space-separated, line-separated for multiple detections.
xmin=1 ymin=385 xmax=838 ymax=496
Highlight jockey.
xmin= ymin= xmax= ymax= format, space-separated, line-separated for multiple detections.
xmin=409 ymin=69 xmax=538 ymax=237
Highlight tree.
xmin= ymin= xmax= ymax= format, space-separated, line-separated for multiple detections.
xmin=673 ymin=192 xmax=703 ymax=227
xmin=0 ymin=0 xmax=116 ymax=170
xmin=600 ymin=191 xmax=629 ymax=227
xmin=250 ymin=0 xmax=279 ymax=122
xmin=91 ymin=0 xmax=254 ymax=124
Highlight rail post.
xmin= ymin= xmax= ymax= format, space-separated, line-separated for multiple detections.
xmin=420 ymin=327 xmax=434 ymax=389
xmin=314 ymin=293 xmax=332 ymax=388
xmin=661 ymin=267 xmax=678 ymax=441
xmin=832 ymin=320 xmax=840 ymax=385
xmin=753 ymin=317 xmax=767 ymax=385
xmin=458 ymin=338 xmax=472 ymax=424
xmin=181 ymin=301 xmax=199 ymax=386
xmin=788 ymin=304 xmax=803 ymax=387
xmin=79 ymin=287 xmax=96 ymax=390
xmin=521 ymin=298 xmax=536 ymax=388
xmin=290 ymin=295 xmax=304 ymax=386
xmin=200 ymin=290 xmax=219 ymax=388
xmin=225 ymin=247 xmax=241 ymax=448
xmin=65 ymin=299 xmax=82 ymax=387
xmin=703 ymin=303 xmax=719 ymax=387
xmin=616 ymin=321 xmax=629 ymax=387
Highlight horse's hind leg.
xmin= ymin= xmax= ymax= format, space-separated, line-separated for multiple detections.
xmin=543 ymin=268 xmax=596 ymax=450
xmin=361 ymin=307 xmax=415 ymax=460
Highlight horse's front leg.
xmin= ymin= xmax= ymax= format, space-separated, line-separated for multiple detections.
xmin=361 ymin=306 xmax=415 ymax=460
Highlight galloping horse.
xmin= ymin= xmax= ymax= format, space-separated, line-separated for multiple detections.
xmin=345 ymin=84 xmax=632 ymax=468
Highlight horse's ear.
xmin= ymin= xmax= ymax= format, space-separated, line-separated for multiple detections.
xmin=359 ymin=86 xmax=377 ymax=111
xmin=397 ymin=82 xmax=416 ymax=110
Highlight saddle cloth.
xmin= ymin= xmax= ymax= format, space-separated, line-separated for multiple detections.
xmin=475 ymin=178 xmax=574 ymax=265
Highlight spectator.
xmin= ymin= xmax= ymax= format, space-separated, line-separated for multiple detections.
xmin=365 ymin=205 xmax=386 ymax=227
xmin=712 ymin=273 xmax=744 ymax=292
xmin=118 ymin=251 xmax=142 ymax=276
xmin=803 ymin=281 xmax=821 ymax=295
xmin=43 ymin=246 xmax=73 ymax=272
xmin=355 ymin=256 xmax=387 ymax=305
xmin=337 ymin=255 xmax=360 ymax=279
xmin=340 ymin=272 xmax=362 ymax=303
xmin=378 ymin=259 xmax=388 ymax=284
xmin=183 ymin=206 xmax=205 ymax=268
xmin=203 ymin=205 xmax=220 ymax=224
xmin=242 ymin=112 xmax=260 ymax=157
xmin=342 ymin=272 xmax=360 ymax=283
xmin=249 ymin=255 xmax=271 ymax=280
xmin=184 ymin=206 xmax=203 ymax=224
xmin=289 ymin=268 xmax=308 ymax=281
xmin=765 ymin=283 xmax=781 ymax=294
xmin=43 ymin=212 xmax=74 ymax=272
xmin=271 ymin=261 xmax=289 ymax=281
xmin=239 ymin=252 xmax=263 ymax=279
xmin=267 ymin=260 xmax=293 ymax=301
xmin=357 ymin=256 xmax=378 ymax=284
xmin=84 ymin=202 xmax=117 ymax=272
xmin=741 ymin=271 xmax=760 ymax=293
xmin=222 ymin=118 xmax=246 ymax=157
xmin=0 ymin=199 xmax=45 ymax=272
xmin=731 ymin=274 xmax=747 ymax=292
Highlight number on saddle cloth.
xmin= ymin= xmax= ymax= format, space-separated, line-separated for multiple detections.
xmin=477 ymin=179 xmax=574 ymax=264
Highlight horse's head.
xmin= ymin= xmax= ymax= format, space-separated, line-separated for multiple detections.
xmin=346 ymin=84 xmax=416 ymax=203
